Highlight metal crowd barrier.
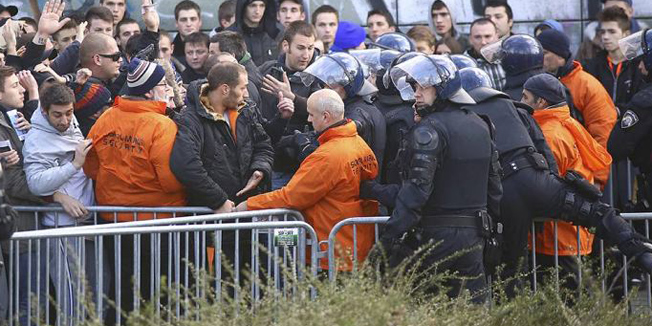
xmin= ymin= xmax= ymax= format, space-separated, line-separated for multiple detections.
xmin=326 ymin=214 xmax=652 ymax=310
xmin=3 ymin=207 xmax=314 ymax=326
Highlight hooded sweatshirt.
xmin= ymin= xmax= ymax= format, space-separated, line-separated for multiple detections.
xmin=427 ymin=2 xmax=469 ymax=51
xmin=230 ymin=0 xmax=282 ymax=66
xmin=22 ymin=108 xmax=94 ymax=226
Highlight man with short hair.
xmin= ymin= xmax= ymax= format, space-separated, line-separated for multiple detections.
xmin=210 ymin=0 xmax=236 ymax=36
xmin=258 ymin=20 xmax=320 ymax=188
xmin=537 ymin=29 xmax=617 ymax=148
xmin=236 ymin=89 xmax=379 ymax=271
xmin=586 ymin=6 xmax=644 ymax=110
xmin=211 ymin=31 xmax=265 ymax=112
xmin=230 ymin=0 xmax=282 ymax=66
xmin=0 ymin=66 xmax=46 ymax=326
xmin=182 ymin=32 xmax=210 ymax=83
xmin=484 ymin=0 xmax=513 ymax=38
xmin=366 ymin=10 xmax=395 ymax=42
xmin=172 ymin=0 xmax=203 ymax=62
xmin=100 ymin=0 xmax=127 ymax=26
xmin=277 ymin=0 xmax=305 ymax=29
xmin=22 ymin=83 xmax=106 ymax=323
xmin=170 ymin=62 xmax=274 ymax=278
xmin=585 ymin=6 xmax=646 ymax=211
xmin=311 ymin=5 xmax=338 ymax=53
xmin=429 ymin=0 xmax=469 ymax=51
xmin=52 ymin=20 xmax=78 ymax=54
xmin=464 ymin=18 xmax=505 ymax=90
xmin=80 ymin=33 xmax=123 ymax=96
xmin=85 ymin=5 xmax=114 ymax=36
xmin=115 ymin=18 xmax=141 ymax=51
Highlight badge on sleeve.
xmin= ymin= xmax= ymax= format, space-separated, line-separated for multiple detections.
xmin=621 ymin=110 xmax=639 ymax=129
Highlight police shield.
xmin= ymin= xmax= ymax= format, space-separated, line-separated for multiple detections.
xmin=619 ymin=30 xmax=646 ymax=61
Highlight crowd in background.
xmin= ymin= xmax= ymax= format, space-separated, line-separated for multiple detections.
xmin=0 ymin=0 xmax=650 ymax=324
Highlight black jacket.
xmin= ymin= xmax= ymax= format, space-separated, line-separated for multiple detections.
xmin=170 ymin=81 xmax=274 ymax=208
xmin=585 ymin=51 xmax=646 ymax=112
xmin=258 ymin=52 xmax=320 ymax=144
xmin=608 ymin=83 xmax=652 ymax=173
xmin=344 ymin=95 xmax=387 ymax=177
xmin=374 ymin=93 xmax=413 ymax=185
xmin=230 ymin=0 xmax=282 ymax=66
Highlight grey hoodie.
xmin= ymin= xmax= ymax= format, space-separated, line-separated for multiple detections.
xmin=22 ymin=108 xmax=94 ymax=226
xmin=427 ymin=2 xmax=470 ymax=52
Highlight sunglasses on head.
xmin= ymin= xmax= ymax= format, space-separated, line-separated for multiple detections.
xmin=98 ymin=52 xmax=121 ymax=62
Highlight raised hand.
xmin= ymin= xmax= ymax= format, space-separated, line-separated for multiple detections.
xmin=37 ymin=0 xmax=71 ymax=37
xmin=142 ymin=0 xmax=160 ymax=32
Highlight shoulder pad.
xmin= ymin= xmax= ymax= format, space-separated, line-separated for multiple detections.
xmin=469 ymin=87 xmax=510 ymax=103
xmin=411 ymin=126 xmax=440 ymax=151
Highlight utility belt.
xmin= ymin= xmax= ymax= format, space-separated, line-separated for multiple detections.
xmin=419 ymin=211 xmax=498 ymax=239
xmin=501 ymin=149 xmax=549 ymax=180
xmin=419 ymin=210 xmax=503 ymax=274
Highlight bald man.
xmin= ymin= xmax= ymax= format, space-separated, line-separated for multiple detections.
xmin=79 ymin=33 xmax=123 ymax=95
xmin=236 ymin=89 xmax=379 ymax=271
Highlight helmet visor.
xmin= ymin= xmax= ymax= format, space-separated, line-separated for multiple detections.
xmin=619 ymin=30 xmax=645 ymax=61
xmin=480 ymin=40 xmax=504 ymax=63
xmin=350 ymin=49 xmax=382 ymax=74
xmin=298 ymin=56 xmax=351 ymax=87
xmin=390 ymin=55 xmax=442 ymax=90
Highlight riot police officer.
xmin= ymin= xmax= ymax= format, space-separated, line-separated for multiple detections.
xmin=375 ymin=51 xmax=417 ymax=185
xmin=458 ymin=65 xmax=652 ymax=296
xmin=363 ymin=55 xmax=502 ymax=301
xmin=481 ymin=34 xmax=545 ymax=100
xmin=299 ymin=52 xmax=387 ymax=172
xmin=450 ymin=54 xmax=478 ymax=70
xmin=611 ymin=29 xmax=652 ymax=209
xmin=370 ymin=32 xmax=416 ymax=53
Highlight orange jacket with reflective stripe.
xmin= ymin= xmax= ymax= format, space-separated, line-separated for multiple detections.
xmin=560 ymin=61 xmax=617 ymax=148
xmin=531 ymin=105 xmax=612 ymax=256
xmin=247 ymin=121 xmax=379 ymax=270
xmin=84 ymin=97 xmax=187 ymax=221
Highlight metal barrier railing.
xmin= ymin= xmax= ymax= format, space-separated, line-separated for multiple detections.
xmin=325 ymin=214 xmax=652 ymax=310
xmin=326 ymin=217 xmax=389 ymax=281
xmin=4 ymin=207 xmax=312 ymax=326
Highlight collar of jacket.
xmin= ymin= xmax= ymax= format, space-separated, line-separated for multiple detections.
xmin=558 ymin=60 xmax=581 ymax=79
xmin=239 ymin=51 xmax=253 ymax=65
xmin=197 ymin=84 xmax=245 ymax=122
xmin=114 ymin=96 xmax=166 ymax=115
xmin=317 ymin=120 xmax=357 ymax=144
xmin=0 ymin=103 xmax=13 ymax=128
xmin=533 ymin=103 xmax=570 ymax=123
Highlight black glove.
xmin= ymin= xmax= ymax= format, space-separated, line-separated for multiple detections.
xmin=618 ymin=233 xmax=652 ymax=274
xmin=293 ymin=130 xmax=317 ymax=163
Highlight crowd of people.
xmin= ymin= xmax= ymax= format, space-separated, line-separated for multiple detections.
xmin=1 ymin=0 xmax=652 ymax=323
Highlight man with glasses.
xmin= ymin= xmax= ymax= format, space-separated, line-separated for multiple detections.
xmin=83 ymin=58 xmax=186 ymax=323
xmin=79 ymin=33 xmax=123 ymax=97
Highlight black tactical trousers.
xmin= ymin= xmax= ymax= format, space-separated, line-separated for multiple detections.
xmin=414 ymin=227 xmax=486 ymax=303
xmin=499 ymin=166 xmax=569 ymax=296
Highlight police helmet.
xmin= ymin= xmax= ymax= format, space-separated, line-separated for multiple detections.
xmin=390 ymin=54 xmax=475 ymax=104
xmin=481 ymin=34 xmax=544 ymax=76
xmin=371 ymin=32 xmax=416 ymax=52
xmin=299 ymin=52 xmax=365 ymax=98
xmin=450 ymin=54 xmax=478 ymax=69
xmin=459 ymin=67 xmax=493 ymax=92
xmin=619 ymin=29 xmax=652 ymax=72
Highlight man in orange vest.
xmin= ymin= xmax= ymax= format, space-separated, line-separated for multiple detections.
xmin=537 ymin=29 xmax=617 ymax=148
xmin=522 ymin=73 xmax=612 ymax=288
xmin=235 ymin=89 xmax=379 ymax=271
